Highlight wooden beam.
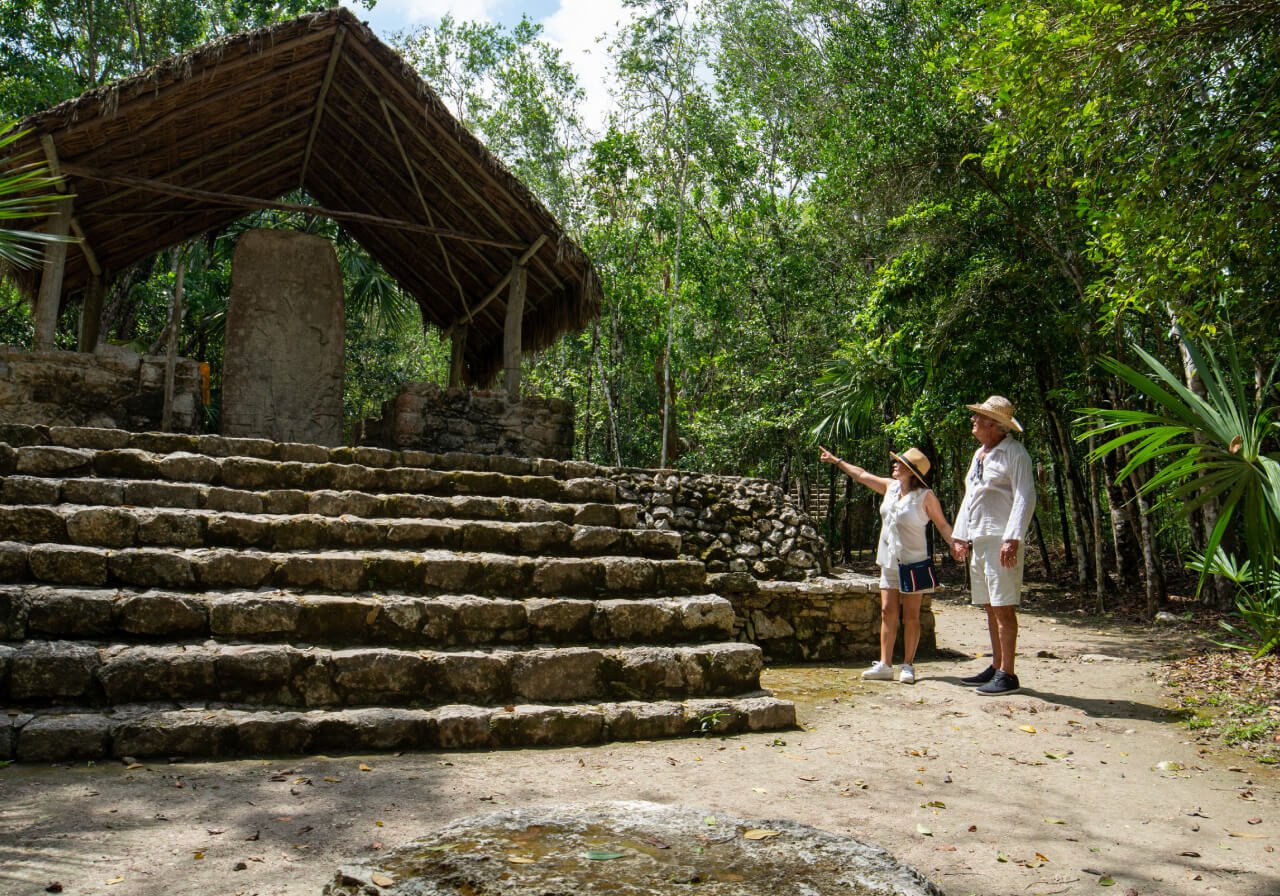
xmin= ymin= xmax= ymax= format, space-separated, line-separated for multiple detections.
xmin=450 ymin=235 xmax=548 ymax=333
xmin=343 ymin=35 xmax=569 ymax=291
xmin=40 ymin=135 xmax=100 ymax=279
xmin=504 ymin=262 xmax=527 ymax=398
xmin=34 ymin=197 xmax=73 ymax=350
xmin=60 ymin=24 xmax=336 ymax=141
xmin=380 ymin=97 xmax=469 ymax=312
xmin=60 ymin=163 xmax=527 ymax=249
xmin=78 ymin=274 xmax=105 ymax=352
xmin=78 ymin=107 xmax=314 ymax=215
xmin=449 ymin=324 xmax=467 ymax=388
xmin=299 ymin=26 xmax=347 ymax=189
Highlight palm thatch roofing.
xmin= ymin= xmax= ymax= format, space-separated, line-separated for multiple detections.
xmin=5 ymin=5 xmax=600 ymax=385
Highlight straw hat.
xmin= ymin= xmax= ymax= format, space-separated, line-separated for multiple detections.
xmin=889 ymin=447 xmax=931 ymax=486
xmin=966 ymin=395 xmax=1023 ymax=433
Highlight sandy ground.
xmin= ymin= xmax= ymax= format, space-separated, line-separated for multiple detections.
xmin=2 ymin=591 xmax=1277 ymax=896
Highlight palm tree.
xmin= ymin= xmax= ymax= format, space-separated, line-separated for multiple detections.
xmin=1078 ymin=335 xmax=1280 ymax=655
xmin=0 ymin=122 xmax=71 ymax=269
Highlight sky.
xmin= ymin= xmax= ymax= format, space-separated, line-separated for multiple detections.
xmin=355 ymin=0 xmax=635 ymax=132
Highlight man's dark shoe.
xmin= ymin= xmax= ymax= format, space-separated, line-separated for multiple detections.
xmin=959 ymin=665 xmax=996 ymax=686
xmin=977 ymin=670 xmax=1020 ymax=695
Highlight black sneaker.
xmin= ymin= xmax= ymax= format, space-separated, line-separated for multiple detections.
xmin=977 ymin=670 xmax=1020 ymax=695
xmin=959 ymin=665 xmax=996 ymax=686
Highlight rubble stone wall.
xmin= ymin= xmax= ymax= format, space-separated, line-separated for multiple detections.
xmin=365 ymin=383 xmax=574 ymax=461
xmin=725 ymin=577 xmax=936 ymax=662
xmin=612 ymin=468 xmax=827 ymax=580
xmin=0 ymin=346 xmax=203 ymax=433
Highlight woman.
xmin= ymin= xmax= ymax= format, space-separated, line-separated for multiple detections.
xmin=819 ymin=445 xmax=954 ymax=683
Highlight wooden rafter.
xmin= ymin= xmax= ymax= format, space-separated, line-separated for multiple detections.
xmin=299 ymin=26 xmax=346 ymax=189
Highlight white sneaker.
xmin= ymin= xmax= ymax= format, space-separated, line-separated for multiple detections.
xmin=899 ymin=664 xmax=916 ymax=684
xmin=861 ymin=661 xmax=894 ymax=681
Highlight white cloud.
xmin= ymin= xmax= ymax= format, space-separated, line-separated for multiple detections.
xmin=361 ymin=0 xmax=502 ymax=35
xmin=541 ymin=0 xmax=631 ymax=134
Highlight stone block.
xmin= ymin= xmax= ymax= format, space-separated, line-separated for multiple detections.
xmin=93 ymin=448 xmax=160 ymax=480
xmin=215 ymin=645 xmax=304 ymax=702
xmin=61 ymin=478 xmax=125 ymax=506
xmin=29 ymin=544 xmax=110 ymax=585
xmin=602 ymin=701 xmax=688 ymax=740
xmin=49 ymin=426 xmax=130 ymax=450
xmin=524 ymin=598 xmax=593 ymax=640
xmin=193 ymin=551 xmax=274 ymax=589
xmin=425 ymin=651 xmax=509 ymax=703
xmin=115 ymin=711 xmax=238 ymax=758
xmin=65 ymin=507 xmax=137 ymax=547
xmin=2 ymin=476 xmax=61 ymax=504
xmin=236 ymin=710 xmax=316 ymax=755
xmin=295 ymin=595 xmax=369 ymax=643
xmin=123 ymin=480 xmax=203 ymax=509
xmin=9 ymin=641 xmax=100 ymax=699
xmin=158 ymin=452 xmax=220 ymax=483
xmin=331 ymin=648 xmax=426 ymax=703
xmin=278 ymin=554 xmax=365 ymax=591
xmin=602 ymin=558 xmax=657 ymax=593
xmin=16 ymin=714 xmax=114 ymax=761
xmin=532 ymin=558 xmax=601 ymax=596
xmin=608 ymin=646 xmax=685 ymax=698
xmin=490 ymin=705 xmax=604 ymax=747
xmin=510 ymin=648 xmax=604 ymax=701
xmin=597 ymin=600 xmax=678 ymax=642
xmin=115 ymin=591 xmax=206 ymax=636
xmin=98 ymin=646 xmax=218 ymax=702
xmin=204 ymin=486 xmax=263 ymax=513
xmin=25 ymin=586 xmax=116 ymax=637
xmin=210 ymin=594 xmax=301 ymax=638
xmin=108 ymin=549 xmax=195 ymax=588
xmin=0 ymin=541 xmax=27 ymax=581
xmin=0 ymin=506 xmax=67 ymax=543
xmin=136 ymin=510 xmax=204 ymax=547
xmin=15 ymin=445 xmax=92 ymax=476
xmin=432 ymin=705 xmax=495 ymax=748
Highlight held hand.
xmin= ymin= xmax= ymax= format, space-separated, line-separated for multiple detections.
xmin=950 ymin=538 xmax=969 ymax=562
xmin=999 ymin=539 xmax=1020 ymax=568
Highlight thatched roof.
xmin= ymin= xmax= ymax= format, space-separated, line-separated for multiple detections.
xmin=4 ymin=6 xmax=600 ymax=385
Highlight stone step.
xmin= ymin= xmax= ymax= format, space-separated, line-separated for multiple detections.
xmin=3 ymin=695 xmax=797 ymax=761
xmin=1 ymin=423 xmax=609 ymax=480
xmin=0 ymin=585 xmax=735 ymax=647
xmin=0 ymin=640 xmax=764 ymax=708
xmin=0 ymin=476 xmax=636 ymax=528
xmin=0 ymin=543 xmax=706 ymax=596
xmin=0 ymin=505 xmax=679 ymax=558
xmin=3 ymin=441 xmax=618 ymax=504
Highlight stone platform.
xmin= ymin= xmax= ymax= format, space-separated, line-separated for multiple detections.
xmin=0 ymin=424 xmax=796 ymax=760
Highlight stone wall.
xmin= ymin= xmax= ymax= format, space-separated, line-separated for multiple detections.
xmin=611 ymin=468 xmax=827 ymax=581
xmin=718 ymin=575 xmax=937 ymax=663
xmin=0 ymin=346 xmax=203 ymax=433
xmin=365 ymin=383 xmax=574 ymax=460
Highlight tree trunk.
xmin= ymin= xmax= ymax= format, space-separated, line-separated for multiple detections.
xmin=1051 ymin=458 xmax=1075 ymax=572
xmin=1031 ymin=512 xmax=1052 ymax=579
xmin=1102 ymin=450 xmax=1140 ymax=591
xmin=1086 ymin=432 xmax=1108 ymax=610
xmin=1131 ymin=464 xmax=1167 ymax=615
xmin=1036 ymin=359 xmax=1091 ymax=585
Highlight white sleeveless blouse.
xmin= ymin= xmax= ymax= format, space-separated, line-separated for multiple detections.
xmin=876 ymin=480 xmax=931 ymax=568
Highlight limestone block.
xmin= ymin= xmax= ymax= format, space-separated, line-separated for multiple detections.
xmin=368 ymin=597 xmax=429 ymax=645
xmin=386 ymin=519 xmax=456 ymax=549
xmin=193 ymin=550 xmax=274 ymax=589
xmin=29 ymin=544 xmax=109 ymax=585
xmin=278 ymin=554 xmax=365 ymax=591
xmin=510 ymin=648 xmax=604 ymax=701
xmin=16 ymin=714 xmax=114 ymax=761
xmin=61 ymin=478 xmax=125 ymax=506
xmin=158 ymin=451 xmax=220 ymax=483
xmin=0 ymin=541 xmax=28 ymax=582
xmin=750 ymin=610 xmax=795 ymax=640
xmin=123 ymin=481 xmax=203 ymax=509
xmin=532 ymin=558 xmax=601 ymax=596
xmin=0 ymin=506 xmax=67 ymax=543
xmin=219 ymin=457 xmax=281 ymax=491
xmin=425 ymin=651 xmax=509 ymax=703
xmin=16 ymin=445 xmax=91 ymax=476
xmin=432 ymin=705 xmax=495 ymax=748
xmin=49 ymin=426 xmax=130 ymax=450
xmin=62 ymin=507 xmax=135 ymax=547
xmin=329 ymin=708 xmax=438 ymax=752
xmin=108 ymin=548 xmax=195 ymax=588
xmin=129 ymin=432 xmax=199 ymax=455
xmin=115 ymin=710 xmax=237 ymax=758
xmin=9 ymin=641 xmax=100 ymax=699
xmin=3 ymin=476 xmax=61 ymax=505
xmin=601 ymin=557 xmax=657 ymax=593
xmin=115 ymin=591 xmax=206 ymax=636
xmin=569 ymin=525 xmax=620 ymax=555
xmin=0 ymin=442 xmax=15 ymax=475
xmin=331 ymin=648 xmax=427 ymax=703
xmin=223 ymin=229 xmax=344 ymax=446
xmin=525 ymin=598 xmax=593 ymax=640
xmin=471 ymin=556 xmax=534 ymax=595
xmin=609 ymin=646 xmax=685 ymax=698
xmin=24 ymin=587 xmax=115 ymax=637
xmin=136 ymin=510 xmax=204 ymax=547
xmin=210 ymin=594 xmax=301 ymax=638
xmin=598 ymin=600 xmax=678 ymax=641
xmin=215 ymin=644 xmax=304 ymax=702
xmin=204 ymin=486 xmax=263 ymax=513
xmin=490 ymin=705 xmax=604 ymax=747
xmin=449 ymin=595 xmax=526 ymax=645
xmin=98 ymin=646 xmax=218 ymax=702
xmin=602 ymin=701 xmax=687 ymax=740
xmin=236 ymin=710 xmax=316 ymax=755
xmin=93 ymin=448 xmax=160 ymax=480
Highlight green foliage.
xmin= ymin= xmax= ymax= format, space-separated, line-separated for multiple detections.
xmin=1079 ymin=334 xmax=1280 ymax=653
xmin=0 ymin=121 xmax=72 ymax=268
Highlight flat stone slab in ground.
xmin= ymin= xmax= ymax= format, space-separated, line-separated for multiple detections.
xmin=325 ymin=800 xmax=942 ymax=895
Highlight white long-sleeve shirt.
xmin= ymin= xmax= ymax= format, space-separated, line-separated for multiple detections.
xmin=953 ymin=435 xmax=1036 ymax=542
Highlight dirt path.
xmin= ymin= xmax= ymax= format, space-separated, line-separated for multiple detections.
xmin=2 ymin=593 xmax=1276 ymax=896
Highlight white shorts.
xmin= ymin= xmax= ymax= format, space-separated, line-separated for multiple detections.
xmin=968 ymin=536 xmax=1024 ymax=607
xmin=879 ymin=565 xmax=934 ymax=595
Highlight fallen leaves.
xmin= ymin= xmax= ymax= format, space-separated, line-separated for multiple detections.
xmin=370 ymin=871 xmax=395 ymax=886
xmin=743 ymin=829 xmax=780 ymax=840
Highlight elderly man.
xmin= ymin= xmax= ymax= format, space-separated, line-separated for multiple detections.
xmin=950 ymin=395 xmax=1036 ymax=695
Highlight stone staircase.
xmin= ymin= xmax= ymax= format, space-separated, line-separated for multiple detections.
xmin=0 ymin=425 xmax=795 ymax=761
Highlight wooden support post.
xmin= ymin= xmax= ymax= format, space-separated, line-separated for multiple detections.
xmin=449 ymin=324 xmax=467 ymax=389
xmin=78 ymin=274 xmax=105 ymax=352
xmin=503 ymin=263 xmax=527 ymax=399
xmin=34 ymin=197 xmax=73 ymax=350
xmin=161 ymin=248 xmax=185 ymax=431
